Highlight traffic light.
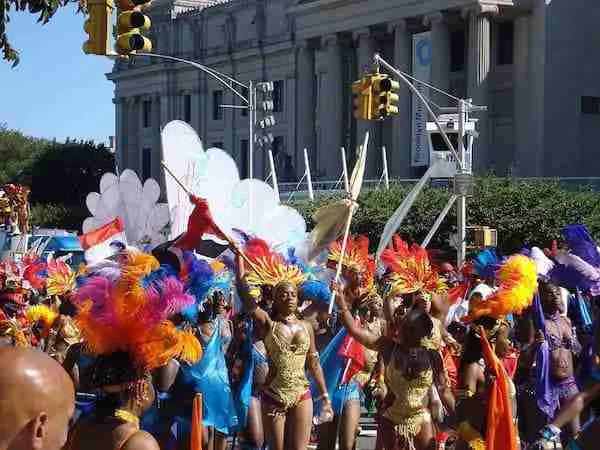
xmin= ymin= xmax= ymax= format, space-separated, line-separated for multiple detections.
xmin=115 ymin=0 xmax=152 ymax=56
xmin=371 ymin=74 xmax=400 ymax=120
xmin=352 ymin=77 xmax=372 ymax=120
xmin=472 ymin=226 xmax=498 ymax=248
xmin=83 ymin=0 xmax=114 ymax=55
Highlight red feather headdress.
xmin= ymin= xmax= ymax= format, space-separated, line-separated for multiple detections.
xmin=243 ymin=238 xmax=307 ymax=287
xmin=380 ymin=235 xmax=447 ymax=296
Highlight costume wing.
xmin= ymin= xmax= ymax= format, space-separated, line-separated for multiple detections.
xmin=161 ymin=120 xmax=205 ymax=239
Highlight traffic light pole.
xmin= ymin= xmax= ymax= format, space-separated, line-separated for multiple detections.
xmin=373 ymin=53 xmax=486 ymax=267
xmin=134 ymin=52 xmax=255 ymax=179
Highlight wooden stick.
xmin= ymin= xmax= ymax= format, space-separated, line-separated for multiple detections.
xmin=161 ymin=160 xmax=262 ymax=275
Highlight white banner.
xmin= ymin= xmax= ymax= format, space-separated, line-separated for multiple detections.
xmin=411 ymin=31 xmax=432 ymax=167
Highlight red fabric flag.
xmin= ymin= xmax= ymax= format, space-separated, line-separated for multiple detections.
xmin=479 ymin=328 xmax=518 ymax=450
xmin=338 ymin=325 xmax=366 ymax=384
xmin=175 ymin=196 xmax=226 ymax=251
xmin=447 ymin=282 xmax=469 ymax=305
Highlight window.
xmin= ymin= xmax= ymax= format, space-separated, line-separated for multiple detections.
xmin=241 ymin=88 xmax=248 ymax=117
xmin=273 ymin=80 xmax=283 ymax=113
xmin=450 ymin=30 xmax=465 ymax=72
xmin=212 ymin=90 xmax=223 ymax=120
xmin=211 ymin=142 xmax=224 ymax=149
xmin=496 ymin=22 xmax=514 ymax=66
xmin=142 ymin=148 xmax=152 ymax=180
xmin=142 ymin=100 xmax=152 ymax=128
xmin=184 ymin=94 xmax=191 ymax=123
xmin=581 ymin=96 xmax=600 ymax=115
xmin=240 ymin=139 xmax=249 ymax=178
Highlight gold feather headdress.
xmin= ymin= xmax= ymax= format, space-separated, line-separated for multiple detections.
xmin=380 ymin=235 xmax=447 ymax=296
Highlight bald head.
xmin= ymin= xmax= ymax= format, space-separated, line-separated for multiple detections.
xmin=0 ymin=347 xmax=75 ymax=450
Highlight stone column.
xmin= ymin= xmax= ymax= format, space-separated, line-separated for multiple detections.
xmin=295 ymin=40 xmax=316 ymax=175
xmin=529 ymin=0 xmax=547 ymax=176
xmin=388 ymin=20 xmax=412 ymax=177
xmin=512 ymin=15 xmax=530 ymax=176
xmin=126 ymin=97 xmax=139 ymax=172
xmin=424 ymin=12 xmax=450 ymax=107
xmin=152 ymin=93 xmax=162 ymax=183
xmin=114 ymin=97 xmax=126 ymax=173
xmin=319 ymin=34 xmax=344 ymax=179
xmin=353 ymin=28 xmax=379 ymax=177
xmin=464 ymin=5 xmax=497 ymax=171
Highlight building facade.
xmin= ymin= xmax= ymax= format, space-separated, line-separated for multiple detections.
xmin=108 ymin=0 xmax=600 ymax=185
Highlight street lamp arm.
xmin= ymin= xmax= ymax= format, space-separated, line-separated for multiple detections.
xmin=373 ymin=53 xmax=463 ymax=171
xmin=135 ymin=52 xmax=249 ymax=104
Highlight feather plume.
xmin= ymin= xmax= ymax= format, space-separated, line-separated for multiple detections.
xmin=463 ymin=254 xmax=537 ymax=322
xmin=563 ymin=224 xmax=600 ymax=268
xmin=46 ymin=259 xmax=76 ymax=296
xmin=74 ymin=249 xmax=203 ymax=372
xmin=473 ymin=248 xmax=502 ymax=280
xmin=381 ymin=235 xmax=447 ymax=296
xmin=26 ymin=305 xmax=58 ymax=329
xmin=244 ymin=238 xmax=306 ymax=287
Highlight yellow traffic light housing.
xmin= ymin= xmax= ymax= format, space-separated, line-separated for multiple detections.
xmin=371 ymin=75 xmax=400 ymax=120
xmin=115 ymin=0 xmax=152 ymax=56
xmin=83 ymin=0 xmax=114 ymax=55
xmin=352 ymin=78 xmax=373 ymax=121
xmin=470 ymin=226 xmax=498 ymax=249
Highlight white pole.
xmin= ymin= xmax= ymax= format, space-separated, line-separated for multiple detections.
xmin=268 ymin=149 xmax=280 ymax=199
xmin=421 ymin=194 xmax=457 ymax=248
xmin=382 ymin=146 xmax=390 ymax=190
xmin=248 ymin=80 xmax=254 ymax=180
xmin=304 ymin=148 xmax=314 ymax=200
xmin=456 ymin=99 xmax=467 ymax=267
xmin=340 ymin=147 xmax=350 ymax=193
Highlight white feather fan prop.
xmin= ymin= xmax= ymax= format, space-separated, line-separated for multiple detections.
xmin=82 ymin=170 xmax=170 ymax=249
xmin=160 ymin=120 xmax=306 ymax=249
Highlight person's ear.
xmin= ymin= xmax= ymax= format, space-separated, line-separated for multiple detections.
xmin=30 ymin=411 xmax=49 ymax=450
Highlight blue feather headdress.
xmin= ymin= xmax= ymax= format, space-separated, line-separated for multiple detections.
xmin=473 ymin=248 xmax=503 ymax=280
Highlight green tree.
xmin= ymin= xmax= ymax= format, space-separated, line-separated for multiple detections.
xmin=0 ymin=123 xmax=50 ymax=182
xmin=1 ymin=0 xmax=83 ymax=65
xmin=290 ymin=177 xmax=600 ymax=257
xmin=21 ymin=139 xmax=114 ymax=206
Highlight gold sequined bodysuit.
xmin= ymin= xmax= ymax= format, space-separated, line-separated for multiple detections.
xmin=383 ymin=360 xmax=433 ymax=449
xmin=263 ymin=321 xmax=311 ymax=410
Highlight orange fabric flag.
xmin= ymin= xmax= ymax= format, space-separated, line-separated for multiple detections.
xmin=191 ymin=393 xmax=203 ymax=450
xmin=479 ymin=327 xmax=518 ymax=450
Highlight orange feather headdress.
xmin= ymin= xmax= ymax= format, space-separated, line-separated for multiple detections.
xmin=328 ymin=235 xmax=376 ymax=293
xmin=243 ymin=238 xmax=307 ymax=288
xmin=380 ymin=235 xmax=447 ymax=296
xmin=74 ymin=250 xmax=202 ymax=376
xmin=463 ymin=254 xmax=537 ymax=323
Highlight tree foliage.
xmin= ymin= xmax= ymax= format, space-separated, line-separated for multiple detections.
xmin=1 ymin=0 xmax=83 ymax=65
xmin=0 ymin=123 xmax=49 ymax=182
xmin=290 ymin=177 xmax=600 ymax=257
xmin=0 ymin=125 xmax=114 ymax=230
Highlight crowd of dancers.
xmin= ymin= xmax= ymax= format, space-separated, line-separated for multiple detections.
xmin=3 ymin=198 xmax=600 ymax=450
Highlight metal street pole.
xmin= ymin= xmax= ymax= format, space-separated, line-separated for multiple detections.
xmin=457 ymin=99 xmax=468 ymax=267
xmin=248 ymin=80 xmax=254 ymax=180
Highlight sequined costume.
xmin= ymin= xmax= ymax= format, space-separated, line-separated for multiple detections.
xmin=262 ymin=320 xmax=311 ymax=412
xmin=383 ymin=360 xmax=433 ymax=449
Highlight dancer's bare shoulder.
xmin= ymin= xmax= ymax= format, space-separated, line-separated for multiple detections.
xmin=122 ymin=430 xmax=160 ymax=450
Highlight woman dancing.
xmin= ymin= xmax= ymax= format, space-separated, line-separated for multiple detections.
xmin=334 ymin=237 xmax=454 ymax=450
xmin=237 ymin=239 xmax=333 ymax=450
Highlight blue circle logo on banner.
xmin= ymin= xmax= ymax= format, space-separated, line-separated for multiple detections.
xmin=416 ymin=38 xmax=432 ymax=66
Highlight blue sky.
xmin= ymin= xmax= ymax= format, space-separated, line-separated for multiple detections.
xmin=0 ymin=7 xmax=114 ymax=144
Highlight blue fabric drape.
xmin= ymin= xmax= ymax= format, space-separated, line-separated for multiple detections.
xmin=180 ymin=321 xmax=239 ymax=434
xmin=533 ymin=293 xmax=559 ymax=418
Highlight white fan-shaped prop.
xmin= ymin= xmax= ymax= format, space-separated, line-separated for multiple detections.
xmin=160 ymin=120 xmax=306 ymax=250
xmin=82 ymin=169 xmax=170 ymax=249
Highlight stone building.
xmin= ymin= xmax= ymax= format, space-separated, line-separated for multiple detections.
xmin=108 ymin=0 xmax=600 ymax=184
